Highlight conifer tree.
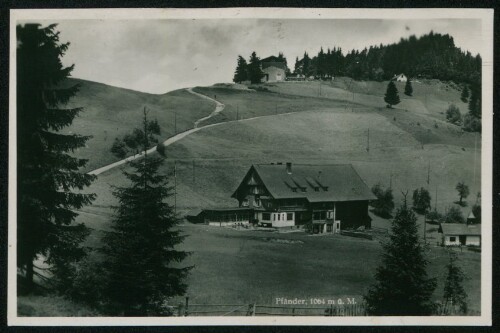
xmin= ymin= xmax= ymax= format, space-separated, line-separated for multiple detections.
xmin=460 ymin=85 xmax=469 ymax=103
xmin=468 ymin=83 xmax=481 ymax=119
xmin=100 ymin=108 xmax=191 ymax=316
xmin=17 ymin=23 xmax=96 ymax=293
xmin=365 ymin=196 xmax=437 ymax=315
xmin=302 ymin=52 xmax=311 ymax=77
xmin=412 ymin=187 xmax=431 ymax=214
xmin=232 ymin=55 xmax=248 ymax=83
xmin=247 ymin=51 xmax=264 ymax=84
xmin=404 ymin=78 xmax=413 ymax=96
xmin=442 ymin=252 xmax=468 ymax=314
xmin=384 ymin=81 xmax=401 ymax=108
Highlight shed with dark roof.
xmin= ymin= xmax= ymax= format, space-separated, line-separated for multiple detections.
xmin=439 ymin=223 xmax=481 ymax=246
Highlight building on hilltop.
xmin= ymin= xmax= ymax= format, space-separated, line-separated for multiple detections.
xmin=260 ymin=56 xmax=287 ymax=83
xmin=391 ymin=73 xmax=408 ymax=82
xmin=231 ymin=163 xmax=375 ymax=233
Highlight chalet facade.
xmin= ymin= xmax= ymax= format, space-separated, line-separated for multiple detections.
xmin=231 ymin=163 xmax=375 ymax=233
xmin=261 ymin=56 xmax=287 ymax=83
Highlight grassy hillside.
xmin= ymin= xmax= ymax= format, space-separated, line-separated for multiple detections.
xmin=62 ymin=78 xmax=215 ymax=171
xmin=64 ymin=78 xmax=482 ymax=316
xmin=263 ymin=78 xmax=470 ymax=121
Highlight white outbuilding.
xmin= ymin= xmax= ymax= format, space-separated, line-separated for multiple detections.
xmin=391 ymin=73 xmax=408 ymax=82
xmin=439 ymin=223 xmax=481 ymax=247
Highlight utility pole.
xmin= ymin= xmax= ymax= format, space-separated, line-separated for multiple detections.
xmin=174 ymin=112 xmax=177 ymax=134
xmin=174 ymin=160 xmax=177 ymax=216
xmin=236 ymin=105 xmax=239 ymax=120
xmin=366 ymin=129 xmax=370 ymax=152
xmin=427 ymin=161 xmax=430 ymax=185
xmin=192 ymin=160 xmax=195 ymax=183
xmin=473 ymin=132 xmax=477 ymax=190
xmin=435 ymin=185 xmax=438 ymax=212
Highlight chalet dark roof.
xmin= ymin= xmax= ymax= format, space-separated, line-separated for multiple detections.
xmin=440 ymin=223 xmax=481 ymax=236
xmin=261 ymin=55 xmax=282 ymax=62
xmin=262 ymin=61 xmax=287 ymax=70
xmin=261 ymin=56 xmax=287 ymax=70
xmin=203 ymin=207 xmax=254 ymax=212
xmin=233 ymin=164 xmax=375 ymax=202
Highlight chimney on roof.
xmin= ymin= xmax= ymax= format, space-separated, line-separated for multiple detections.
xmin=286 ymin=162 xmax=292 ymax=174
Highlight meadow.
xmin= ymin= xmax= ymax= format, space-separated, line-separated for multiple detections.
xmin=63 ymin=78 xmax=215 ymax=171
xmin=20 ymin=78 xmax=482 ymax=315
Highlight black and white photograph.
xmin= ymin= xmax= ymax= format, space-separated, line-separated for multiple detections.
xmin=7 ymin=8 xmax=493 ymax=326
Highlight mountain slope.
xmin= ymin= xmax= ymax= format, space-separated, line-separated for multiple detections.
xmin=61 ymin=78 xmax=216 ymax=171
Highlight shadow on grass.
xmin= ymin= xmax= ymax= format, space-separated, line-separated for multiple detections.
xmin=369 ymin=208 xmax=393 ymax=219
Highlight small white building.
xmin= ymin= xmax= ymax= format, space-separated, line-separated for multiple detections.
xmin=439 ymin=223 xmax=481 ymax=247
xmin=391 ymin=73 xmax=408 ymax=82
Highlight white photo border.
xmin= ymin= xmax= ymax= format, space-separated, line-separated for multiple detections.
xmin=8 ymin=7 xmax=494 ymax=326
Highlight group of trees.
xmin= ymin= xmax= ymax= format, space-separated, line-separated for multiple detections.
xmin=111 ymin=117 xmax=161 ymax=158
xmin=365 ymin=195 xmax=468 ymax=315
xmin=445 ymin=84 xmax=481 ymax=132
xmin=293 ymin=32 xmax=481 ymax=85
xmin=233 ymin=51 xmax=289 ymax=84
xmin=17 ymin=24 xmax=189 ymax=316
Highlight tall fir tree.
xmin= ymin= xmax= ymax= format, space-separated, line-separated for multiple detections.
xmin=404 ymin=78 xmax=413 ymax=96
xmin=384 ymin=81 xmax=401 ymax=108
xmin=468 ymin=82 xmax=481 ymax=119
xmin=232 ymin=55 xmax=248 ymax=83
xmin=460 ymin=85 xmax=469 ymax=103
xmin=100 ymin=108 xmax=191 ymax=316
xmin=365 ymin=197 xmax=437 ymax=315
xmin=247 ymin=51 xmax=264 ymax=84
xmin=302 ymin=52 xmax=311 ymax=77
xmin=442 ymin=252 xmax=468 ymax=314
xmin=17 ymin=23 xmax=96 ymax=293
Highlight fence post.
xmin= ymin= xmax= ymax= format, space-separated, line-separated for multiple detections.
xmin=330 ymin=304 xmax=333 ymax=316
xmin=292 ymin=308 xmax=295 ymax=316
xmin=252 ymin=303 xmax=256 ymax=316
xmin=184 ymin=297 xmax=189 ymax=316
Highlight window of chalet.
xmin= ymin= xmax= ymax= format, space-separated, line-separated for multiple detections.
xmin=313 ymin=211 xmax=326 ymax=220
xmin=327 ymin=210 xmax=334 ymax=219
xmin=254 ymin=198 xmax=261 ymax=207
xmin=286 ymin=213 xmax=293 ymax=221
xmin=277 ymin=214 xmax=281 ymax=221
xmin=242 ymin=199 xmax=249 ymax=207
xmin=450 ymin=236 xmax=456 ymax=242
xmin=262 ymin=213 xmax=271 ymax=221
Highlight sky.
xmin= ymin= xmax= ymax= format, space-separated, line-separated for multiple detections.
xmin=33 ymin=18 xmax=483 ymax=94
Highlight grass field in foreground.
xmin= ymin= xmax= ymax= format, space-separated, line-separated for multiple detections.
xmin=169 ymin=224 xmax=481 ymax=314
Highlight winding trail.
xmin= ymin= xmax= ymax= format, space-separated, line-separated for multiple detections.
xmin=188 ymin=87 xmax=225 ymax=128
xmin=88 ymin=88 xmax=225 ymax=176
xmin=87 ymin=88 xmax=300 ymax=176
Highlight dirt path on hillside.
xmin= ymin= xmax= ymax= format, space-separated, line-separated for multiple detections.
xmin=87 ymin=88 xmax=307 ymax=176
xmin=88 ymin=88 xmax=226 ymax=176
xmin=187 ymin=88 xmax=225 ymax=128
